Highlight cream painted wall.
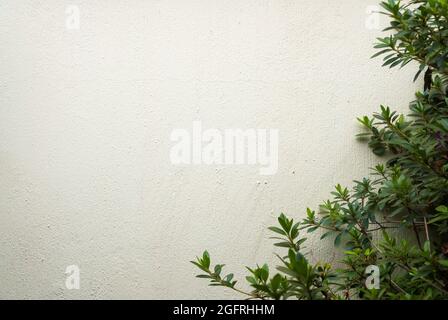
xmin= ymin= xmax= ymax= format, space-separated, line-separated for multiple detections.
xmin=0 ymin=0 xmax=421 ymax=299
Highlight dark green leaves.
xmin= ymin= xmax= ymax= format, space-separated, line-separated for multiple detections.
xmin=373 ymin=0 xmax=448 ymax=75
xmin=269 ymin=213 xmax=304 ymax=251
xmin=245 ymin=265 xmax=290 ymax=300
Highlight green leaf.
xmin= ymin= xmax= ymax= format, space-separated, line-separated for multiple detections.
xmin=438 ymin=260 xmax=448 ymax=268
xmin=268 ymin=226 xmax=287 ymax=236
xmin=371 ymin=49 xmax=392 ymax=58
xmin=334 ymin=233 xmax=343 ymax=247
xmin=274 ymin=241 xmax=293 ymax=248
xmin=202 ymin=251 xmax=210 ymax=269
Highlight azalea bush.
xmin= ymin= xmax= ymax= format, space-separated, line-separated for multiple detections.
xmin=192 ymin=0 xmax=448 ymax=300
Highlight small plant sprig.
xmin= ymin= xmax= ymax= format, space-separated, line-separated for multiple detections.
xmin=191 ymin=215 xmax=337 ymax=300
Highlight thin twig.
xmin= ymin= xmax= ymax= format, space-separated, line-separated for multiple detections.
xmin=423 ymin=216 xmax=430 ymax=250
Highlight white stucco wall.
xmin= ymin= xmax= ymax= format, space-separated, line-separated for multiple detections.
xmin=0 ymin=0 xmax=421 ymax=299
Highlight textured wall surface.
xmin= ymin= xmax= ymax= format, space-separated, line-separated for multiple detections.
xmin=0 ymin=0 xmax=421 ymax=299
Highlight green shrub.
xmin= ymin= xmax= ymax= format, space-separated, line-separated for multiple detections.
xmin=192 ymin=0 xmax=448 ymax=300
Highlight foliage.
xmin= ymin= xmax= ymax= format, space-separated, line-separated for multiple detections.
xmin=192 ymin=0 xmax=448 ymax=300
